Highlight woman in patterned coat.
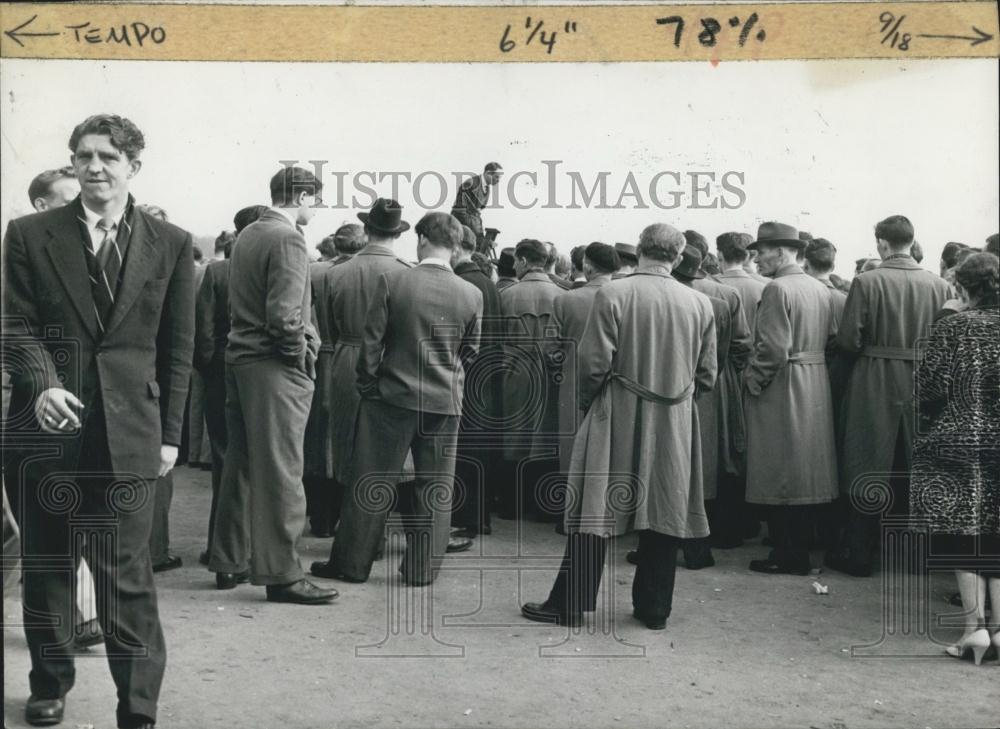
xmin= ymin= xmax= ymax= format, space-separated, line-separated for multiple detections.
xmin=910 ymin=252 xmax=1000 ymax=666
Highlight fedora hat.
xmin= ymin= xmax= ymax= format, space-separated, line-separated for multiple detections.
xmin=358 ymin=198 xmax=410 ymax=235
xmin=614 ymin=242 xmax=638 ymax=265
xmin=672 ymin=245 xmax=706 ymax=280
xmin=748 ymin=221 xmax=805 ymax=250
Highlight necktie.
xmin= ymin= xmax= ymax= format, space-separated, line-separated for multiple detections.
xmin=92 ymin=218 xmax=121 ymax=332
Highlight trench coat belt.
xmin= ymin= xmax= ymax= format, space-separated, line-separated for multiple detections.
xmin=861 ymin=345 xmax=915 ymax=361
xmin=319 ymin=344 xmax=336 ymax=353
xmin=333 ymin=334 xmax=363 ymax=347
xmin=610 ymin=372 xmax=695 ymax=405
xmin=786 ymin=351 xmax=826 ymax=365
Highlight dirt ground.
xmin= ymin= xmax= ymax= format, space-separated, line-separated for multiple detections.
xmin=3 ymin=464 xmax=997 ymax=728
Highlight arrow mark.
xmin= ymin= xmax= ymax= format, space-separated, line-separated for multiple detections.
xmin=5 ymin=14 xmax=61 ymax=48
xmin=916 ymin=26 xmax=993 ymax=47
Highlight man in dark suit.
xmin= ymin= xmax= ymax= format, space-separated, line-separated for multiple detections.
xmin=318 ymin=212 xmax=482 ymax=585
xmin=207 ymin=167 xmax=337 ymax=605
xmin=451 ymin=162 xmax=502 ymax=252
xmin=2 ymin=114 xmax=194 ymax=729
xmin=194 ymin=205 xmax=267 ymax=565
xmin=451 ymin=225 xmax=502 ymax=538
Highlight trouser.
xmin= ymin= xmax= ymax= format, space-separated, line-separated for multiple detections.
xmin=201 ymin=362 xmax=228 ymax=554
xmin=836 ymin=432 xmax=911 ymax=567
xmin=209 ymin=359 xmax=313 ymax=585
xmin=522 ymin=456 xmax=562 ymax=522
xmin=709 ymin=472 xmax=748 ymax=545
xmin=546 ymin=533 xmax=608 ymax=615
xmin=21 ymin=405 xmax=164 ymax=726
xmin=303 ymin=475 xmax=342 ymax=530
xmin=765 ymin=505 xmax=815 ymax=570
xmin=451 ymin=438 xmax=495 ymax=532
xmin=330 ymin=399 xmax=459 ymax=584
xmin=148 ymin=472 xmax=173 ymax=565
xmin=631 ymin=531 xmax=681 ymax=621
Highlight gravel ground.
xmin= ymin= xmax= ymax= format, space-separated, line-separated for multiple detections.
xmin=4 ymin=464 xmax=997 ymax=728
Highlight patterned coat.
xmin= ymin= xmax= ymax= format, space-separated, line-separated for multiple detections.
xmin=910 ymin=308 xmax=999 ymax=536
xmin=499 ymin=272 xmax=562 ymax=460
xmin=837 ymin=256 xmax=951 ymax=495
xmin=744 ymin=263 xmax=838 ymax=505
xmin=564 ymin=271 xmax=717 ymax=538
xmin=323 ymin=245 xmax=412 ymax=483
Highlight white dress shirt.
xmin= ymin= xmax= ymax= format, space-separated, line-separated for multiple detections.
xmin=80 ymin=202 xmax=126 ymax=253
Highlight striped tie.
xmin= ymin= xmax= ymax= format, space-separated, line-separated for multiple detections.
xmin=91 ymin=218 xmax=121 ymax=332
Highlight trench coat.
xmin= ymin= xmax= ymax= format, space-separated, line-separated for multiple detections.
xmin=744 ymin=263 xmax=838 ymax=505
xmin=837 ymin=256 xmax=951 ymax=494
xmin=324 ymin=245 xmax=412 ymax=483
xmin=564 ymin=271 xmax=717 ymax=538
xmin=551 ymin=274 xmax=612 ymax=473
xmin=304 ymin=258 xmax=340 ymax=478
xmin=499 ymin=271 xmax=562 ymax=460
xmin=694 ymin=293 xmax=732 ymax=500
xmin=692 ymin=276 xmax=752 ymax=474
xmin=715 ymin=268 xmax=766 ymax=334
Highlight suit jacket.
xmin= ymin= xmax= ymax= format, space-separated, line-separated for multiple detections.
xmin=226 ymin=210 xmax=318 ymax=373
xmin=451 ymin=175 xmax=489 ymax=234
xmin=194 ymin=258 xmax=231 ymax=372
xmin=2 ymin=198 xmax=194 ymax=480
xmin=357 ymin=263 xmax=483 ymax=416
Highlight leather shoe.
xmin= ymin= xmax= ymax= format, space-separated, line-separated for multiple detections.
xmin=520 ymin=601 xmax=582 ymax=627
xmin=310 ymin=519 xmax=333 ymax=538
xmin=625 ymin=550 xmax=639 ymax=565
xmin=823 ymin=553 xmax=872 ymax=577
xmin=447 ymin=536 xmax=473 ymax=554
xmin=749 ymin=559 xmax=810 ymax=576
xmin=633 ymin=609 xmax=667 ymax=631
xmin=25 ymin=695 xmax=64 ymax=726
xmin=152 ymin=555 xmax=182 ymax=573
xmin=215 ymin=570 xmax=249 ymax=590
xmin=74 ymin=617 xmax=104 ymax=649
xmin=198 ymin=550 xmax=209 ymax=566
xmin=684 ymin=554 xmax=716 ymax=570
xmin=451 ymin=525 xmax=491 ymax=538
xmin=309 ymin=561 xmax=367 ymax=583
xmin=265 ymin=579 xmax=338 ymax=604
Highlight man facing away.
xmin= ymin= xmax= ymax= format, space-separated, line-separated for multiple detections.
xmin=825 ymin=215 xmax=951 ymax=577
xmin=521 ymin=223 xmax=716 ymax=630
xmin=208 ymin=166 xmax=336 ymax=605
xmin=743 ymin=222 xmax=839 ymax=576
xmin=322 ymin=212 xmax=482 ymax=585
xmin=3 ymin=113 xmax=194 ymax=728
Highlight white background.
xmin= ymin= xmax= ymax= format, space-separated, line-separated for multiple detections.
xmin=2 ymin=58 xmax=997 ymax=275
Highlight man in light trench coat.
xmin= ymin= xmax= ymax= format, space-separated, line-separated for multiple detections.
xmin=521 ymin=223 xmax=717 ymax=631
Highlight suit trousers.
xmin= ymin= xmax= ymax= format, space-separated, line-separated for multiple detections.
xmin=451 ymin=434 xmax=495 ymax=533
xmin=330 ymin=398 xmax=459 ymax=584
xmin=21 ymin=403 xmax=165 ymax=725
xmin=148 ymin=472 xmax=173 ymax=565
xmin=632 ymin=530 xmax=681 ymax=621
xmin=546 ymin=532 xmax=608 ymax=615
xmin=209 ymin=359 xmax=312 ymax=585
xmin=766 ymin=505 xmax=815 ymax=571
xmin=201 ymin=361 xmax=228 ymax=553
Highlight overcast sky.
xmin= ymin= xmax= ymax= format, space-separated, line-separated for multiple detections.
xmin=2 ymin=58 xmax=996 ymax=275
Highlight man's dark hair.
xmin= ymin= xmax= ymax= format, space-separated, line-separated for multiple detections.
xmin=798 ymin=231 xmax=814 ymax=241
xmin=683 ymin=229 xmax=708 ymax=257
xmin=270 ymin=166 xmax=323 ymax=206
xmin=215 ymin=230 xmax=237 ymax=258
xmin=515 ymin=239 xmax=548 ymax=268
xmin=910 ymin=239 xmax=924 ymax=263
xmin=703 ymin=252 xmax=721 ymax=276
xmin=874 ymin=215 xmax=914 ymax=247
xmin=233 ymin=204 xmax=268 ymax=234
xmin=544 ymin=241 xmax=558 ymax=269
xmin=27 ymin=166 xmax=75 ymax=205
xmin=484 ymin=162 xmax=503 ymax=173
xmin=584 ymin=242 xmax=621 ymax=274
xmin=955 ymin=252 xmax=999 ymax=307
xmin=985 ymin=233 xmax=999 ymax=258
xmin=193 ymin=247 xmax=204 ymax=263
xmin=333 ymin=223 xmax=365 ymax=254
xmin=941 ymin=241 xmax=970 ymax=268
xmin=570 ymin=245 xmax=586 ymax=273
xmin=716 ymin=232 xmax=751 ymax=263
xmin=68 ymin=114 xmax=145 ymax=160
xmin=804 ymin=238 xmax=837 ymax=273
xmin=459 ymin=224 xmax=477 ymax=253
xmin=415 ymin=212 xmax=462 ymax=250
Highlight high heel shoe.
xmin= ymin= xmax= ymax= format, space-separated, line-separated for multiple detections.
xmin=945 ymin=628 xmax=991 ymax=666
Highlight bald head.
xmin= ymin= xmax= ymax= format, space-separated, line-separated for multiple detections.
xmin=638 ymin=223 xmax=686 ymax=264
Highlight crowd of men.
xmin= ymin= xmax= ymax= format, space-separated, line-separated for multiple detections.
xmin=2 ymin=112 xmax=999 ymax=727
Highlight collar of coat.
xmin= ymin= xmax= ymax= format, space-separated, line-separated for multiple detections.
xmin=879 ymin=255 xmax=921 ymax=270
xmin=520 ymin=271 xmax=552 ymax=283
xmin=585 ymin=273 xmax=613 ymax=287
xmin=357 ymin=243 xmax=398 ymax=257
xmin=773 ymin=262 xmax=805 ymax=278
xmin=717 ymin=268 xmax=750 ymax=278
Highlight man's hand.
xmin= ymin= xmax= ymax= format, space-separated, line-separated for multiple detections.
xmin=34 ymin=388 xmax=84 ymax=433
xmin=159 ymin=445 xmax=178 ymax=477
